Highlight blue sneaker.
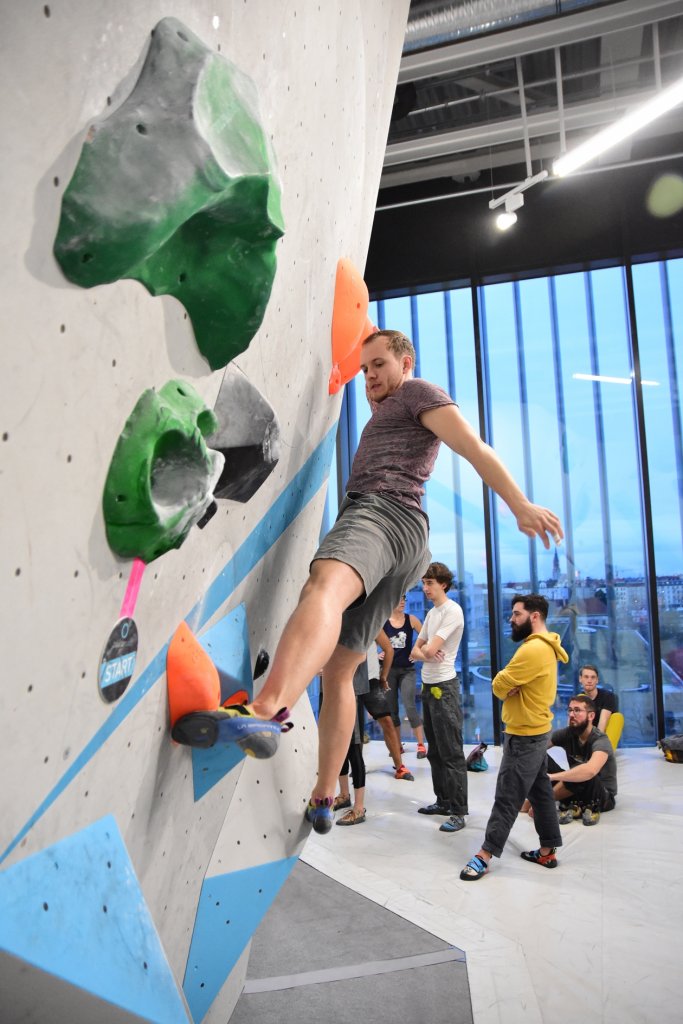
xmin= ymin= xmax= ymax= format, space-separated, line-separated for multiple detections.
xmin=305 ymin=797 xmax=334 ymax=834
xmin=171 ymin=705 xmax=291 ymax=758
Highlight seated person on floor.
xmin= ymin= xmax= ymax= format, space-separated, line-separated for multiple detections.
xmin=578 ymin=663 xmax=617 ymax=732
xmin=547 ymin=693 xmax=617 ymax=826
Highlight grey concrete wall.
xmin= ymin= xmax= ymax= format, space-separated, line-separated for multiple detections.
xmin=0 ymin=2 xmax=409 ymax=1022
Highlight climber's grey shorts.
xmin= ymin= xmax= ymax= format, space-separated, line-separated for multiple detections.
xmin=312 ymin=491 xmax=430 ymax=653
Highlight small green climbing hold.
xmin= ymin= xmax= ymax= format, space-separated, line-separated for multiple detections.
xmin=103 ymin=380 xmax=224 ymax=563
xmin=54 ymin=17 xmax=284 ymax=370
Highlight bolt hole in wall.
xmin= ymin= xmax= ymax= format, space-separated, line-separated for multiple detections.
xmin=313 ymin=265 xmax=683 ymax=746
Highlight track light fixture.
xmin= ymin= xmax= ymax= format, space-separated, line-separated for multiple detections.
xmin=495 ymin=193 xmax=523 ymax=230
xmin=489 ymin=170 xmax=547 ymax=231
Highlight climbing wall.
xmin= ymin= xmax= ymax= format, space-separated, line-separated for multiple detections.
xmin=0 ymin=2 xmax=409 ymax=1022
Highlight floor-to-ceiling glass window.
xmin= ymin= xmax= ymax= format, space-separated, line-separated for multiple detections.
xmin=554 ymin=268 xmax=651 ymax=741
xmin=329 ymin=259 xmax=680 ymax=746
xmin=413 ymin=289 xmax=491 ymax=742
xmin=633 ymin=257 xmax=683 ymax=736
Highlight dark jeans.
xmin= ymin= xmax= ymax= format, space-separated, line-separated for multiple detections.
xmin=483 ymin=732 xmax=561 ymax=858
xmin=547 ymin=755 xmax=616 ymax=812
xmin=422 ymin=677 xmax=468 ymax=816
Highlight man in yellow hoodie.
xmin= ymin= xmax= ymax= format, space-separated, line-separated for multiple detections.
xmin=460 ymin=594 xmax=568 ymax=880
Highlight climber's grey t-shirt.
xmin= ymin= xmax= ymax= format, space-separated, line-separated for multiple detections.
xmin=345 ymin=379 xmax=454 ymax=513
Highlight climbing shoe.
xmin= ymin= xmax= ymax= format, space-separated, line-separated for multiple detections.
xmin=558 ymin=803 xmax=581 ymax=825
xmin=439 ymin=814 xmax=466 ymax=833
xmin=520 ymin=847 xmax=558 ymax=869
xmin=460 ymin=855 xmax=489 ymax=881
xmin=171 ymin=705 xmax=291 ymax=758
xmin=418 ymin=802 xmax=450 ymax=815
xmin=416 ymin=743 xmax=427 ymax=759
xmin=305 ymin=796 xmax=334 ymax=835
xmin=395 ymin=764 xmax=414 ymax=781
xmin=582 ymin=805 xmax=601 ymax=826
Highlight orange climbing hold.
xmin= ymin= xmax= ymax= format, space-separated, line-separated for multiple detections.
xmin=332 ymin=258 xmax=369 ymax=364
xmin=167 ymin=621 xmax=220 ymax=730
xmin=222 ymin=688 xmax=249 ymax=708
xmin=329 ymin=314 xmax=377 ymax=395
xmin=329 ymin=259 xmax=372 ymax=395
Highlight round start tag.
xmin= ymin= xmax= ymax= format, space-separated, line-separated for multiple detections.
xmin=99 ymin=617 xmax=138 ymax=703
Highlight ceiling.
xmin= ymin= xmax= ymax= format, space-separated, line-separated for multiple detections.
xmin=380 ymin=0 xmax=683 ymax=208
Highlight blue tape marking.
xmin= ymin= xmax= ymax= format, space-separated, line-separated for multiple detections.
xmin=1 ymin=424 xmax=337 ymax=866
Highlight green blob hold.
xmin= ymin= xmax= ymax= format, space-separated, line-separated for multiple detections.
xmin=103 ymin=380 xmax=224 ymax=563
xmin=54 ymin=18 xmax=284 ymax=370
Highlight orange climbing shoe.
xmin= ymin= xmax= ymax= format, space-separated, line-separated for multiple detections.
xmin=172 ymin=705 xmax=292 ymax=758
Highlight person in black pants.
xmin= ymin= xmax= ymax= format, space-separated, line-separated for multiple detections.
xmin=547 ymin=693 xmax=617 ymax=826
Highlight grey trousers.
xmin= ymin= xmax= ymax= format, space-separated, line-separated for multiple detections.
xmin=482 ymin=732 xmax=562 ymax=858
xmin=386 ymin=665 xmax=422 ymax=729
xmin=422 ymin=677 xmax=468 ymax=816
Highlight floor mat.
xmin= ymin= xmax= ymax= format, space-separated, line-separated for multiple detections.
xmin=229 ymin=860 xmax=472 ymax=1024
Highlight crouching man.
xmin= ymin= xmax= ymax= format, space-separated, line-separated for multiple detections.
xmin=548 ymin=693 xmax=617 ymax=826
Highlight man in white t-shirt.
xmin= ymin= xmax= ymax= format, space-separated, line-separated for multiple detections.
xmin=410 ymin=562 xmax=467 ymax=833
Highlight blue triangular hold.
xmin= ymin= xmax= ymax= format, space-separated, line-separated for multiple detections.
xmin=191 ymin=604 xmax=254 ymax=801
xmin=183 ymin=856 xmax=297 ymax=1023
xmin=0 ymin=816 xmax=189 ymax=1023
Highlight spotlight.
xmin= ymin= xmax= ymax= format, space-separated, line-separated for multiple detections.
xmin=496 ymin=210 xmax=518 ymax=231
xmin=488 ymin=171 xmax=547 ymax=230
xmin=494 ymin=192 xmax=523 ymax=231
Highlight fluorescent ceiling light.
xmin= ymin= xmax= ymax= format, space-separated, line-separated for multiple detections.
xmin=553 ymin=74 xmax=683 ymax=177
xmin=573 ymin=373 xmax=659 ymax=386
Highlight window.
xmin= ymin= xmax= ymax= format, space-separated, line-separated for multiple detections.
xmin=332 ymin=260 xmax=681 ymax=745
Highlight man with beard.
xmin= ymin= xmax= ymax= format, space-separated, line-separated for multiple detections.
xmin=173 ymin=331 xmax=563 ymax=837
xmin=547 ymin=693 xmax=617 ymax=826
xmin=460 ymin=594 xmax=568 ymax=880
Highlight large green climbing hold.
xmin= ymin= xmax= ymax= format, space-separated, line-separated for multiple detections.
xmin=54 ymin=17 xmax=284 ymax=370
xmin=103 ymin=380 xmax=224 ymax=563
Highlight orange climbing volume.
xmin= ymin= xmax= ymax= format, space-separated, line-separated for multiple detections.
xmin=167 ymin=622 xmax=220 ymax=730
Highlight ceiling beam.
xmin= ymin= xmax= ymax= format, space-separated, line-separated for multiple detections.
xmin=398 ymin=0 xmax=682 ymax=84
xmin=383 ymin=85 xmax=679 ymax=167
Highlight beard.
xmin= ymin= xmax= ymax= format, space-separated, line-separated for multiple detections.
xmin=511 ymin=618 xmax=533 ymax=642
xmin=568 ymin=720 xmax=587 ymax=736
